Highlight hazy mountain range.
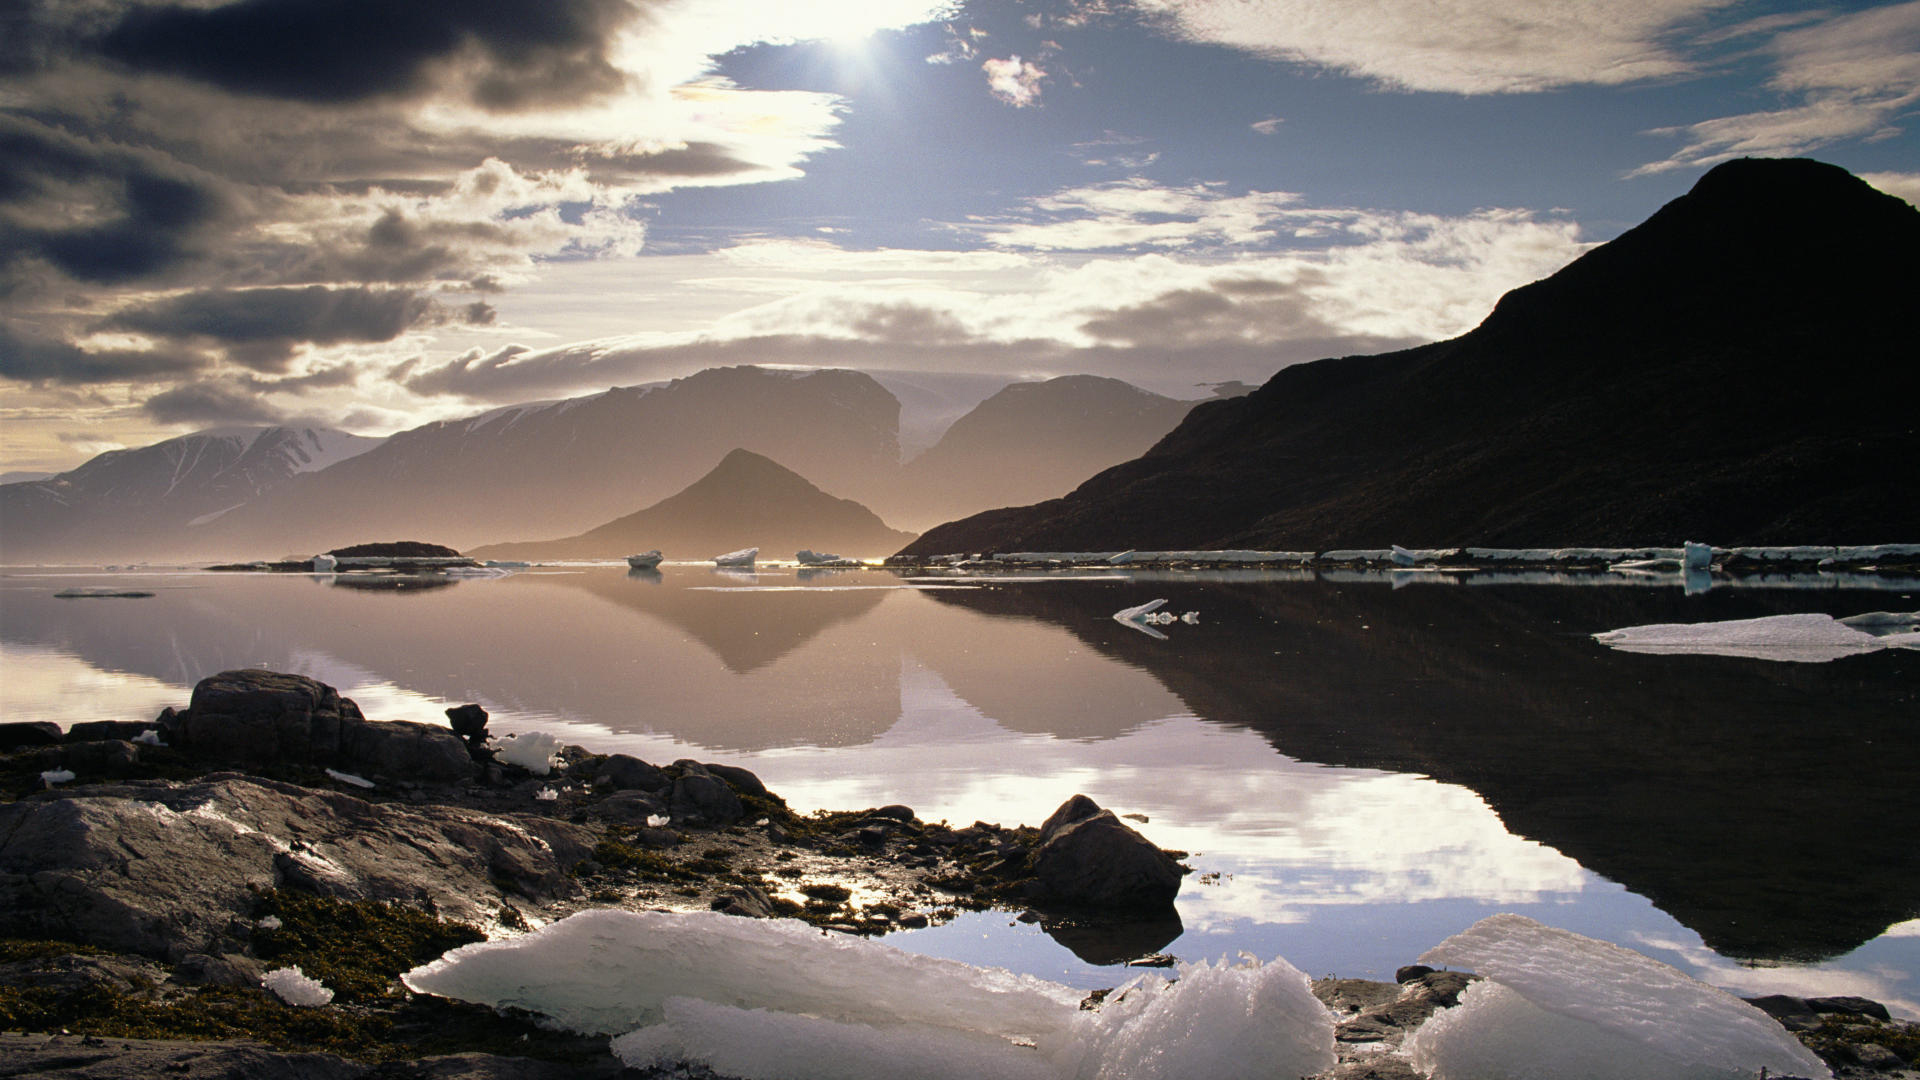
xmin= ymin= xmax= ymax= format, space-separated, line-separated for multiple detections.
xmin=0 ymin=370 xmax=1197 ymax=563
xmin=907 ymin=158 xmax=1920 ymax=555
xmin=469 ymin=449 xmax=917 ymax=562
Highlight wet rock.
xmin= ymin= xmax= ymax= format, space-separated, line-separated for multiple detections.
xmin=589 ymin=790 xmax=670 ymax=825
xmin=668 ymin=761 xmax=743 ymax=826
xmin=0 ymin=720 xmax=63 ymax=751
xmin=712 ymin=884 xmax=774 ymax=919
xmin=703 ymin=761 xmax=768 ymax=799
xmin=1027 ymin=796 xmax=1184 ymax=910
xmin=65 ymin=720 xmax=162 ymax=743
xmin=341 ymin=719 xmax=473 ymax=782
xmin=596 ymin=754 xmax=668 ymax=792
xmin=173 ymin=951 xmax=266 ymax=988
xmin=59 ymin=738 xmax=142 ymax=777
xmin=1809 ymin=995 xmax=1893 ymax=1021
xmin=867 ymin=804 xmax=916 ymax=822
xmin=1843 ymin=1042 xmax=1905 ymax=1070
xmin=0 ymin=775 xmax=589 ymax=960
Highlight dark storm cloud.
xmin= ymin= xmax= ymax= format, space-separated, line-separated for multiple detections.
xmin=142 ymin=379 xmax=289 ymax=425
xmin=0 ymin=115 xmax=230 ymax=290
xmin=0 ymin=324 xmax=211 ymax=385
xmin=98 ymin=0 xmax=642 ymax=110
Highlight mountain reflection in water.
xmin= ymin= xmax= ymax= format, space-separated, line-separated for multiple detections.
xmin=2 ymin=564 xmax=1914 ymax=996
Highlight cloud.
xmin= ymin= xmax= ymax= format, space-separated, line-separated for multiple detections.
xmin=1634 ymin=2 xmax=1920 ymax=173
xmin=0 ymin=324 xmax=211 ymax=385
xmin=966 ymin=180 xmax=1304 ymax=250
xmin=1863 ymin=171 xmax=1920 ymax=206
xmin=982 ymin=55 xmax=1047 ymax=106
xmin=1250 ymin=116 xmax=1284 ymax=135
xmin=142 ymin=379 xmax=290 ymax=425
xmin=97 ymin=0 xmax=638 ymax=110
xmin=1132 ymin=0 xmax=1735 ymax=94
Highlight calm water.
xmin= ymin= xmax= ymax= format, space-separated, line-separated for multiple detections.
xmin=3 ymin=564 xmax=1916 ymax=1014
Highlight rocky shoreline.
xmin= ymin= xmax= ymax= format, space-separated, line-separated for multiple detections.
xmin=3 ymin=670 xmax=1916 ymax=1079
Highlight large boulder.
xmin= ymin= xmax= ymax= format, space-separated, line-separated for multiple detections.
xmin=1027 ymin=795 xmax=1185 ymax=910
xmin=171 ymin=670 xmax=471 ymax=782
xmin=667 ymin=761 xmax=744 ymax=826
xmin=0 ymin=777 xmax=591 ymax=960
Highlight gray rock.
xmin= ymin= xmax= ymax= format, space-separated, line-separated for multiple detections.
xmin=1844 ymin=1042 xmax=1905 ymax=1070
xmin=65 ymin=720 xmax=161 ymax=743
xmin=0 ymin=776 xmax=589 ymax=960
xmin=340 ymin=718 xmax=473 ymax=782
xmin=1809 ymin=994 xmax=1892 ymax=1021
xmin=0 ymin=720 xmax=63 ymax=752
xmin=59 ymin=739 xmax=142 ymax=777
xmin=702 ymin=761 xmax=768 ymax=799
xmin=668 ymin=762 xmax=743 ymax=826
xmin=867 ymin=804 xmax=916 ymax=822
xmin=173 ymin=951 xmax=267 ymax=988
xmin=1039 ymin=793 xmax=1102 ymax=841
xmin=712 ymin=884 xmax=774 ymax=918
xmin=589 ymin=790 xmax=670 ymax=825
xmin=0 ymin=1034 xmax=366 ymax=1080
xmin=1028 ymin=798 xmax=1184 ymax=910
xmin=597 ymin=754 xmax=668 ymax=792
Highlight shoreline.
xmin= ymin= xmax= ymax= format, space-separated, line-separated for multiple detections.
xmin=3 ymin=672 xmax=1916 ymax=1079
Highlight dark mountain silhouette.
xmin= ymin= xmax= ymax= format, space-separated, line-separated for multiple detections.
xmin=470 ymin=448 xmax=916 ymax=561
xmin=878 ymin=375 xmax=1196 ymax=532
xmin=0 ymin=426 xmax=377 ymax=564
xmin=904 ymin=159 xmax=1920 ymax=555
xmin=201 ymin=366 xmax=903 ymax=558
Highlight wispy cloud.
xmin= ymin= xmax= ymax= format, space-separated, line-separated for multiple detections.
xmin=982 ymin=54 xmax=1047 ymax=105
xmin=1635 ymin=1 xmax=1920 ymax=173
xmin=1131 ymin=0 xmax=1735 ymax=94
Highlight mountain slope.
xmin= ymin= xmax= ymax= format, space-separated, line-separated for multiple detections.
xmin=0 ymin=427 xmax=378 ymax=563
xmin=878 ymin=375 xmax=1196 ymax=532
xmin=470 ymin=448 xmax=916 ymax=561
xmin=903 ymin=158 xmax=1920 ymax=555
xmin=201 ymin=366 xmax=902 ymax=557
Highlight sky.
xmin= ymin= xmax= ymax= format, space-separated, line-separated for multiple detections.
xmin=3 ymin=0 xmax=1917 ymax=475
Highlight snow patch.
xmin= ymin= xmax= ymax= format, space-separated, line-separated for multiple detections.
xmin=1405 ymin=914 xmax=1831 ymax=1080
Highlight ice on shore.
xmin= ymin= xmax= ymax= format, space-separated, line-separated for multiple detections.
xmin=402 ymin=909 xmax=1333 ymax=1080
xmin=1405 ymin=914 xmax=1831 ymax=1080
xmin=495 ymin=731 xmax=564 ymax=774
xmin=1593 ymin=612 xmax=1920 ymax=662
xmin=263 ymin=965 xmax=334 ymax=1007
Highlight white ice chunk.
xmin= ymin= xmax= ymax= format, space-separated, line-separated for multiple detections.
xmin=1112 ymin=598 xmax=1167 ymax=622
xmin=263 ymin=965 xmax=334 ymax=1007
xmin=713 ymin=547 xmax=759 ymax=567
xmin=324 ymin=767 xmax=374 ymax=789
xmin=1593 ymin=612 xmax=1913 ymax=662
xmin=40 ymin=769 xmax=75 ymax=785
xmin=1391 ymin=544 xmax=1418 ymax=566
xmin=535 ymin=786 xmax=559 ymax=801
xmin=1682 ymin=541 xmax=1713 ymax=571
xmin=403 ymin=909 xmax=1079 ymax=1038
xmin=1404 ymin=914 xmax=1830 ymax=1080
xmin=311 ymin=553 xmax=337 ymax=572
xmin=404 ymin=910 xmax=1334 ymax=1080
xmin=496 ymin=731 xmax=564 ymax=775
xmin=645 ymin=813 xmax=669 ymax=828
xmin=132 ymin=729 xmax=165 ymax=746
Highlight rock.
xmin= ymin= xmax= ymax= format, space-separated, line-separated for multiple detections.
xmin=174 ymin=952 xmax=267 ymax=988
xmin=0 ymin=776 xmax=589 ymax=960
xmin=1403 ymin=969 xmax=1477 ymax=1008
xmin=596 ymin=754 xmax=668 ymax=792
xmin=1039 ymin=793 xmax=1102 ymax=840
xmin=1027 ymin=797 xmax=1184 ymax=910
xmin=340 ymin=719 xmax=473 ymax=782
xmin=668 ymin=761 xmax=744 ymax=826
xmin=65 ymin=720 xmax=161 ymax=743
xmin=445 ymin=703 xmax=489 ymax=745
xmin=703 ymin=761 xmax=768 ymax=799
xmin=0 ymin=1034 xmax=368 ymax=1080
xmin=588 ymin=790 xmax=670 ymax=825
xmin=59 ymin=738 xmax=142 ymax=777
xmin=867 ymin=804 xmax=916 ymax=822
xmin=0 ymin=720 xmax=62 ymax=751
xmin=1809 ymin=995 xmax=1892 ymax=1021
xmin=712 ymin=884 xmax=774 ymax=918
xmin=1845 ymin=1042 xmax=1906 ymax=1070
xmin=1395 ymin=964 xmax=1435 ymax=983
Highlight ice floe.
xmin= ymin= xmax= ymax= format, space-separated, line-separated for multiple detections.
xmin=402 ymin=909 xmax=1333 ymax=1080
xmin=1404 ymin=914 xmax=1830 ymax=1080
xmin=1593 ymin=612 xmax=1920 ymax=662
xmin=495 ymin=731 xmax=564 ymax=774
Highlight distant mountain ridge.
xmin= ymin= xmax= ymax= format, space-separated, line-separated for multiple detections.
xmin=904 ymin=158 xmax=1920 ymax=555
xmin=0 ymin=426 xmax=378 ymax=563
xmin=470 ymin=448 xmax=916 ymax=561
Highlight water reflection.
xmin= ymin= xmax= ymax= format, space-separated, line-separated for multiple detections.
xmin=2 ymin=565 xmax=1915 ymax=1001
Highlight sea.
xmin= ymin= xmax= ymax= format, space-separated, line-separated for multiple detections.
xmin=3 ymin=562 xmax=1915 ymax=1016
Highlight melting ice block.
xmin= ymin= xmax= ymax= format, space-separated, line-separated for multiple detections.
xmin=1593 ymin=612 xmax=1918 ymax=662
xmin=495 ymin=731 xmax=563 ymax=774
xmin=403 ymin=909 xmax=1333 ymax=1080
xmin=1404 ymin=914 xmax=1830 ymax=1080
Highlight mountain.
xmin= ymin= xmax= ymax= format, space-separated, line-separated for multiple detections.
xmin=469 ymin=448 xmax=916 ymax=561
xmin=874 ymin=375 xmax=1197 ymax=533
xmin=903 ymin=159 xmax=1920 ymax=556
xmin=0 ymin=426 xmax=378 ymax=564
xmin=199 ymin=366 xmax=902 ymax=558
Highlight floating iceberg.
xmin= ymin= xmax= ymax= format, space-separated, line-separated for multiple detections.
xmin=625 ymin=550 xmax=663 ymax=569
xmin=713 ymin=547 xmax=759 ymax=567
xmin=495 ymin=730 xmax=564 ymax=774
xmin=1404 ymin=914 xmax=1831 ymax=1080
xmin=402 ymin=909 xmax=1333 ymax=1080
xmin=796 ymin=550 xmax=859 ymax=566
xmin=311 ymin=553 xmax=337 ymax=572
xmin=1593 ymin=612 xmax=1920 ymax=662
